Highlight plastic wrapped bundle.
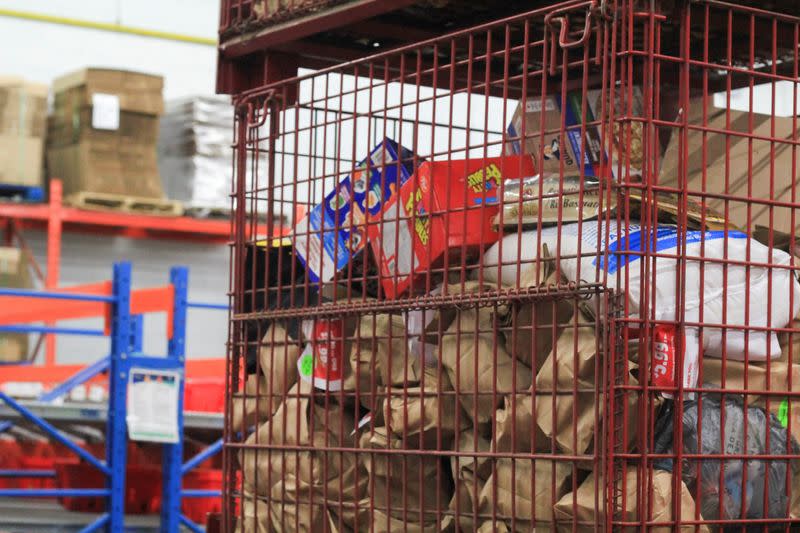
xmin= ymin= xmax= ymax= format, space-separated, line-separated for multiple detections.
xmin=158 ymin=95 xmax=234 ymax=211
xmin=654 ymin=391 xmax=799 ymax=524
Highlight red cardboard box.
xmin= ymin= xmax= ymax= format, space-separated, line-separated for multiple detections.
xmin=368 ymin=155 xmax=535 ymax=298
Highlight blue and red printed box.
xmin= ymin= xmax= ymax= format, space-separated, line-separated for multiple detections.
xmin=293 ymin=138 xmax=418 ymax=283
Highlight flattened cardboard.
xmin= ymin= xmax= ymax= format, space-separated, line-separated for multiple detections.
xmin=659 ymin=96 xmax=800 ymax=234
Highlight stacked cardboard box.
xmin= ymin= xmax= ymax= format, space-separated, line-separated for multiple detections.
xmin=0 ymin=247 xmax=32 ymax=362
xmin=157 ymin=96 xmax=234 ymax=211
xmin=47 ymin=68 xmax=164 ymax=199
xmin=0 ymin=77 xmax=47 ymax=187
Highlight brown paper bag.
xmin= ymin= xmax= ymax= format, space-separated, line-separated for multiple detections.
xmin=360 ymin=427 xmax=452 ymax=526
xmin=535 ymin=320 xmax=598 ymax=392
xmin=447 ymin=430 xmax=493 ymax=532
xmin=553 ymin=467 xmax=710 ymax=532
xmin=345 ymin=313 xmax=422 ymax=411
xmin=779 ymin=310 xmax=800 ymax=365
xmin=534 ymin=324 xmax=640 ymax=457
xmin=477 ymin=458 xmax=572 ymax=532
xmin=240 ymin=380 xmax=364 ymax=502
xmin=384 ymin=366 xmax=467 ymax=449
xmin=369 ymin=509 xmax=432 ymax=533
xmin=504 ymin=266 xmax=574 ymax=371
xmin=534 ymin=391 xmax=597 ymax=456
xmin=533 ymin=323 xmax=602 ymax=456
xmin=477 ymin=520 xmax=511 ymax=533
xmin=232 ymin=373 xmax=280 ymax=432
xmin=258 ymin=323 xmax=300 ymax=402
xmin=267 ymin=474 xmax=361 ymax=533
xmin=441 ymin=300 xmax=532 ymax=428
xmin=495 ymin=393 xmax=550 ymax=453
xmin=236 ymin=491 xmax=273 ymax=533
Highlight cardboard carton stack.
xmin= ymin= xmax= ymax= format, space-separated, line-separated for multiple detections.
xmin=0 ymin=247 xmax=32 ymax=362
xmin=47 ymin=68 xmax=164 ymax=199
xmin=0 ymin=77 xmax=47 ymax=188
xmin=158 ymin=95 xmax=235 ymax=212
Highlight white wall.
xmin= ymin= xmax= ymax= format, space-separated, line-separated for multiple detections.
xmin=0 ymin=1 xmax=229 ymax=364
xmin=24 ymin=230 xmax=229 ymax=365
xmin=0 ymin=0 xmax=219 ymax=99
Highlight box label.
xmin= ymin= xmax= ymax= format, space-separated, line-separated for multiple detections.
xmin=91 ymin=93 xmax=120 ymax=131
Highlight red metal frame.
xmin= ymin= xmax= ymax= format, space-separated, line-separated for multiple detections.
xmin=0 ymin=180 xmax=264 ymax=246
xmin=0 ymin=179 xmax=280 ymax=372
xmin=222 ymin=0 xmax=800 ymax=531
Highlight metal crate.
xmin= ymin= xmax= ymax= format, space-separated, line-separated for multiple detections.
xmin=223 ymin=0 xmax=800 ymax=530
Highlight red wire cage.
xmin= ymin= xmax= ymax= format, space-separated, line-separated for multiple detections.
xmin=222 ymin=0 xmax=800 ymax=530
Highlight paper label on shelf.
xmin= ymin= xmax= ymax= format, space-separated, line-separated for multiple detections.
xmin=126 ymin=368 xmax=181 ymax=443
xmin=91 ymin=93 xmax=120 ymax=131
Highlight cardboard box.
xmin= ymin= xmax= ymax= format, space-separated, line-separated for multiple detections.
xmin=505 ymin=87 xmax=644 ymax=179
xmin=0 ymin=76 xmax=48 ymax=137
xmin=0 ymin=135 xmax=43 ymax=187
xmin=369 ymin=155 xmax=535 ymax=298
xmin=0 ymin=77 xmax=47 ymax=187
xmin=659 ymin=96 xmax=799 ymax=234
xmin=0 ymin=247 xmax=32 ymax=363
xmin=47 ymin=142 xmax=161 ymax=198
xmin=47 ymin=68 xmax=164 ymax=198
xmin=51 ymin=68 xmax=164 ymax=116
xmin=293 ymin=138 xmax=417 ymax=283
xmin=48 ymin=109 xmax=160 ymax=147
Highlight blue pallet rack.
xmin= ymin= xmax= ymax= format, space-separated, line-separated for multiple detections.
xmin=0 ymin=262 xmax=228 ymax=532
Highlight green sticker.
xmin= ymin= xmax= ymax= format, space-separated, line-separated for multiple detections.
xmin=299 ymin=353 xmax=314 ymax=377
xmin=778 ymin=398 xmax=789 ymax=428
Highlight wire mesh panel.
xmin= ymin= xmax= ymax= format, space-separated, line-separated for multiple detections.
xmin=223 ymin=0 xmax=800 ymax=531
xmin=223 ymin=1 xmax=625 ymax=531
xmin=608 ymin=0 xmax=800 ymax=531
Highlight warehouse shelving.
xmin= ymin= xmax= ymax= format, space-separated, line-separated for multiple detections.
xmin=0 ymin=178 xmax=275 ymax=372
xmin=0 ymin=261 xmax=225 ymax=532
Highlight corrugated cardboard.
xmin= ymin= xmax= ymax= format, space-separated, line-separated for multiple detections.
xmin=48 ymin=109 xmax=160 ymax=147
xmin=0 ymin=77 xmax=46 ymax=187
xmin=47 ymin=142 xmax=162 ymax=198
xmin=0 ymin=76 xmax=48 ymax=137
xmin=51 ymin=68 xmax=164 ymax=115
xmin=0 ymin=247 xmax=31 ymax=362
xmin=47 ymin=68 xmax=164 ymax=198
xmin=659 ymin=97 xmax=799 ymax=233
xmin=0 ymin=135 xmax=43 ymax=187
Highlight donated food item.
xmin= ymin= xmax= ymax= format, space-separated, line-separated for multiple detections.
xmin=368 ymin=155 xmax=535 ymax=298
xmin=297 ymin=318 xmax=345 ymax=391
xmin=483 ymin=222 xmax=800 ymax=389
xmin=495 ymin=174 xmax=730 ymax=233
xmin=504 ymin=87 xmax=644 ymax=179
xmin=495 ymin=174 xmax=609 ymax=229
xmin=653 ymin=392 xmax=798 ymax=523
xmin=294 ymin=138 xmax=418 ymax=283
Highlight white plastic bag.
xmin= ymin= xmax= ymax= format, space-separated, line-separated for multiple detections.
xmin=483 ymin=222 xmax=800 ymax=375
